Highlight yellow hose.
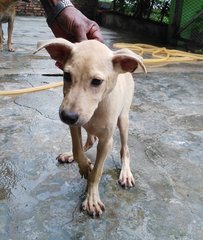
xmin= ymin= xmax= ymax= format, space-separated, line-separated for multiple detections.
xmin=1 ymin=43 xmax=203 ymax=96
xmin=0 ymin=81 xmax=63 ymax=96
xmin=113 ymin=43 xmax=203 ymax=64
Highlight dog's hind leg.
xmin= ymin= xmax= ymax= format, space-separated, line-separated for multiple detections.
xmin=57 ymin=132 xmax=97 ymax=164
xmin=117 ymin=114 xmax=135 ymax=188
xmin=57 ymin=127 xmax=94 ymax=179
xmin=7 ymin=18 xmax=15 ymax=52
xmin=83 ymin=134 xmax=97 ymax=152
xmin=0 ymin=24 xmax=3 ymax=50
xmin=70 ymin=127 xmax=94 ymax=179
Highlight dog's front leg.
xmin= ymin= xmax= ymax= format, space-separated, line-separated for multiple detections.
xmin=70 ymin=127 xmax=93 ymax=179
xmin=82 ymin=137 xmax=113 ymax=216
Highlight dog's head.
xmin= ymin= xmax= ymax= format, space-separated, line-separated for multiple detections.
xmin=35 ymin=38 xmax=146 ymax=126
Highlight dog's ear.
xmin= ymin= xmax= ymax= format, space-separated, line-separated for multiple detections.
xmin=34 ymin=38 xmax=74 ymax=70
xmin=112 ymin=48 xmax=147 ymax=74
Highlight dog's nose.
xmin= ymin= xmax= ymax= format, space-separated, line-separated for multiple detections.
xmin=60 ymin=110 xmax=79 ymax=125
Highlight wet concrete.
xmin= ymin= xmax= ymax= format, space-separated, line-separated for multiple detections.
xmin=0 ymin=16 xmax=203 ymax=240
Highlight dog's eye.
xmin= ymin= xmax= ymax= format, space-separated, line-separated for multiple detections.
xmin=64 ymin=72 xmax=72 ymax=83
xmin=91 ymin=79 xmax=103 ymax=87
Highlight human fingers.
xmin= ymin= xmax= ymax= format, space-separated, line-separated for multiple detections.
xmin=87 ymin=22 xmax=103 ymax=42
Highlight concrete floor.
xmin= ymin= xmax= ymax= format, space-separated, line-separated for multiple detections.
xmin=0 ymin=16 xmax=203 ymax=240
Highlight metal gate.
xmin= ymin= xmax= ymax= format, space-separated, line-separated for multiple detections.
xmin=169 ymin=0 xmax=203 ymax=51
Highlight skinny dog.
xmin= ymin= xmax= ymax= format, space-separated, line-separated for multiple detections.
xmin=0 ymin=0 xmax=17 ymax=51
xmin=35 ymin=38 xmax=146 ymax=216
xmin=0 ymin=0 xmax=28 ymax=51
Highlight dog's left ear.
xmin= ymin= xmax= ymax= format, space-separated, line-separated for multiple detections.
xmin=34 ymin=38 xmax=74 ymax=70
xmin=112 ymin=48 xmax=147 ymax=74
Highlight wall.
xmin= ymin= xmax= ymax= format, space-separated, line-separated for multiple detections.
xmin=16 ymin=0 xmax=45 ymax=16
xmin=15 ymin=0 xmax=98 ymax=19
xmin=100 ymin=12 xmax=168 ymax=43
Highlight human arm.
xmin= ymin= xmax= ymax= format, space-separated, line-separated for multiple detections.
xmin=40 ymin=0 xmax=103 ymax=42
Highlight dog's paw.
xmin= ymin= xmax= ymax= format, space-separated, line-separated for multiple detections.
xmin=8 ymin=44 xmax=15 ymax=52
xmin=8 ymin=47 xmax=15 ymax=52
xmin=118 ymin=169 xmax=135 ymax=188
xmin=56 ymin=152 xmax=74 ymax=164
xmin=81 ymin=192 xmax=105 ymax=217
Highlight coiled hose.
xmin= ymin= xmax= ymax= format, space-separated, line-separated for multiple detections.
xmin=113 ymin=43 xmax=203 ymax=64
xmin=1 ymin=43 xmax=203 ymax=96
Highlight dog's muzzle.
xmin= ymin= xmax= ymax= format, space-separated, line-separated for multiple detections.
xmin=59 ymin=110 xmax=79 ymax=125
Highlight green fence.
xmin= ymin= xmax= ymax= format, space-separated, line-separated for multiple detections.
xmin=98 ymin=0 xmax=171 ymax=24
xmin=168 ymin=0 xmax=203 ymax=50
xmin=98 ymin=0 xmax=203 ymax=50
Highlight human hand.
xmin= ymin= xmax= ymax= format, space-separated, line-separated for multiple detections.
xmin=50 ymin=7 xmax=103 ymax=42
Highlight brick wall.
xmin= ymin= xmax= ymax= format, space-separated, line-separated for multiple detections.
xmin=16 ymin=1 xmax=97 ymax=19
xmin=16 ymin=0 xmax=45 ymax=16
xmin=16 ymin=0 xmax=79 ymax=17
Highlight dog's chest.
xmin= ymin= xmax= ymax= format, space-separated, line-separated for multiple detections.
xmin=84 ymin=120 xmax=112 ymax=138
xmin=0 ymin=6 xmax=15 ymax=22
xmin=0 ymin=14 xmax=12 ymax=23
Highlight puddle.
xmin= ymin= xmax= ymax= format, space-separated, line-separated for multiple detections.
xmin=0 ymin=160 xmax=16 ymax=200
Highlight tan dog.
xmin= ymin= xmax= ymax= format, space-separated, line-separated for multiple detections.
xmin=0 ymin=0 xmax=17 ymax=51
xmin=0 ymin=0 xmax=28 ymax=51
xmin=35 ymin=38 xmax=146 ymax=217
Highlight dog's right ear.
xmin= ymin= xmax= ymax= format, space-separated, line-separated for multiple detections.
xmin=34 ymin=38 xmax=74 ymax=70
xmin=112 ymin=48 xmax=147 ymax=74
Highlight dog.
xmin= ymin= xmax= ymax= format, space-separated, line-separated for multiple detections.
xmin=0 ymin=0 xmax=29 ymax=51
xmin=34 ymin=38 xmax=146 ymax=217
